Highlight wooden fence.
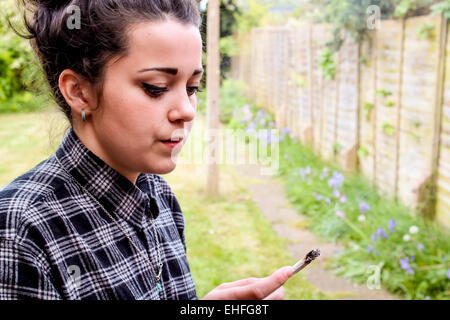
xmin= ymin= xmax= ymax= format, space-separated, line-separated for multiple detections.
xmin=231 ymin=14 xmax=450 ymax=227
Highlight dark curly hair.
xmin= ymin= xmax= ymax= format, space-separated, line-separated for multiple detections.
xmin=11 ymin=0 xmax=202 ymax=125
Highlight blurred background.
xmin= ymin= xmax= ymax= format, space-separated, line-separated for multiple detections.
xmin=0 ymin=0 xmax=449 ymax=300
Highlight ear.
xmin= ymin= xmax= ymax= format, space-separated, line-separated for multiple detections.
xmin=58 ymin=69 xmax=97 ymax=122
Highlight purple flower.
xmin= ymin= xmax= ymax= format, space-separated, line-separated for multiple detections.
xmin=248 ymin=121 xmax=256 ymax=130
xmin=281 ymin=127 xmax=291 ymax=135
xmin=367 ymin=245 xmax=374 ymax=254
xmin=388 ymin=219 xmax=396 ymax=233
xmin=399 ymin=258 xmax=414 ymax=275
xmin=377 ymin=227 xmax=388 ymax=239
xmin=417 ymin=243 xmax=424 ymax=251
xmin=259 ymin=118 xmax=266 ymax=125
xmin=328 ymin=171 xmax=344 ymax=189
xmin=340 ymin=195 xmax=347 ymax=203
xmin=299 ymin=168 xmax=309 ymax=180
xmin=257 ymin=110 xmax=264 ymax=118
xmin=371 ymin=232 xmax=377 ymax=242
xmin=410 ymin=255 xmax=415 ymax=261
xmin=325 ymin=198 xmax=331 ymax=204
xmin=314 ymin=193 xmax=323 ymax=201
xmin=269 ymin=121 xmax=275 ymax=127
xmin=335 ymin=211 xmax=345 ymax=219
xmin=332 ymin=189 xmax=340 ymax=198
xmin=447 ymin=268 xmax=450 ymax=280
xmin=399 ymin=258 xmax=409 ymax=270
xmin=359 ymin=201 xmax=370 ymax=213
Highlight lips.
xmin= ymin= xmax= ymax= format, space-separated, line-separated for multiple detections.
xmin=160 ymin=136 xmax=184 ymax=143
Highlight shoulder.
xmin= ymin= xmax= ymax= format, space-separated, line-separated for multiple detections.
xmin=149 ymin=174 xmax=181 ymax=210
xmin=0 ymin=156 xmax=67 ymax=243
xmin=151 ymin=174 xmax=174 ymax=196
xmin=148 ymin=174 xmax=186 ymax=232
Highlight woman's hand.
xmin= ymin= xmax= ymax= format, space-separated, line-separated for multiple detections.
xmin=201 ymin=266 xmax=293 ymax=300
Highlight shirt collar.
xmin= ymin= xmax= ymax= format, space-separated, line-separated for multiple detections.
xmin=54 ymin=127 xmax=161 ymax=229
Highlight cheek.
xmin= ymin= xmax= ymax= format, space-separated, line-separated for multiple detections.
xmin=99 ymin=85 xmax=167 ymax=143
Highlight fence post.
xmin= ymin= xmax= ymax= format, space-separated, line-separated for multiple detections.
xmin=428 ymin=13 xmax=448 ymax=219
xmin=206 ymin=0 xmax=220 ymax=197
xmin=394 ymin=17 xmax=406 ymax=200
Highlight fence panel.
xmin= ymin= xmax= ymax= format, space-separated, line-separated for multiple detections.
xmin=397 ymin=15 xmax=442 ymax=209
xmin=231 ymin=15 xmax=450 ymax=226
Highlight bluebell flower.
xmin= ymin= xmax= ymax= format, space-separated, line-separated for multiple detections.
xmin=447 ymin=268 xmax=450 ymax=280
xmin=328 ymin=171 xmax=344 ymax=189
xmin=299 ymin=168 xmax=308 ymax=180
xmin=314 ymin=193 xmax=323 ymax=201
xmin=367 ymin=245 xmax=374 ymax=254
xmin=359 ymin=201 xmax=370 ymax=213
xmin=257 ymin=110 xmax=264 ymax=118
xmin=332 ymin=189 xmax=340 ymax=198
xmin=399 ymin=258 xmax=414 ymax=275
xmin=325 ymin=198 xmax=331 ymax=204
xmin=388 ymin=219 xmax=396 ymax=233
xmin=410 ymin=255 xmax=415 ymax=261
xmin=399 ymin=258 xmax=409 ymax=270
xmin=371 ymin=232 xmax=377 ymax=242
xmin=417 ymin=243 xmax=424 ymax=251
xmin=281 ymin=127 xmax=291 ymax=135
xmin=377 ymin=227 xmax=388 ymax=239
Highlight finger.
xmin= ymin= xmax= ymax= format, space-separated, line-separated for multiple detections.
xmin=216 ymin=277 xmax=259 ymax=290
xmin=225 ymin=266 xmax=293 ymax=300
xmin=264 ymin=286 xmax=285 ymax=300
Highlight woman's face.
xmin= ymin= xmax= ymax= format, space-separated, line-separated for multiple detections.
xmin=86 ymin=19 xmax=203 ymax=183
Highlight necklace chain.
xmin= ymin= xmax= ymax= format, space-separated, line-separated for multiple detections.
xmin=55 ymin=156 xmax=164 ymax=291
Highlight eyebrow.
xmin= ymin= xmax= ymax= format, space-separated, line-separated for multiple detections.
xmin=138 ymin=67 xmax=204 ymax=76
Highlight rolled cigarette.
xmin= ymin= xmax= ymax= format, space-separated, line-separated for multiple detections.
xmin=291 ymin=248 xmax=321 ymax=275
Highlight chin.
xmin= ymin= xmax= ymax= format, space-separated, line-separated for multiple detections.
xmin=148 ymin=158 xmax=178 ymax=175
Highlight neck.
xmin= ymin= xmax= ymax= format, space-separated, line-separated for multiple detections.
xmin=73 ymin=126 xmax=139 ymax=185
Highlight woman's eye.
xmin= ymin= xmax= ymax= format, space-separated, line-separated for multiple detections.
xmin=187 ymin=86 xmax=203 ymax=96
xmin=142 ymin=83 xmax=168 ymax=97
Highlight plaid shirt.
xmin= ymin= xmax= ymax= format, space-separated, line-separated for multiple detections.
xmin=0 ymin=127 xmax=197 ymax=300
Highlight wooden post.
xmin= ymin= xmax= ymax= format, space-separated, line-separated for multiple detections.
xmin=394 ymin=17 xmax=405 ymax=200
xmin=206 ymin=0 xmax=220 ymax=196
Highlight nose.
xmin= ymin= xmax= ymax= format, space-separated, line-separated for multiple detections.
xmin=168 ymin=89 xmax=196 ymax=123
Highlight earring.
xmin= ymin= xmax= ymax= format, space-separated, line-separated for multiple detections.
xmin=81 ymin=109 xmax=86 ymax=122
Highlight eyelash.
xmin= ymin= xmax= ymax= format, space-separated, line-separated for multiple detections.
xmin=142 ymin=83 xmax=202 ymax=98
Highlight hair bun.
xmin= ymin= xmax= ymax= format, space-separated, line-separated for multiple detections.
xmin=34 ymin=0 xmax=71 ymax=9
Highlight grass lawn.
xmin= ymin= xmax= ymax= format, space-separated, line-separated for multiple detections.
xmin=0 ymin=109 xmax=326 ymax=300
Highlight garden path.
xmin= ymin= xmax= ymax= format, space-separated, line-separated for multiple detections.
xmin=234 ymin=163 xmax=400 ymax=300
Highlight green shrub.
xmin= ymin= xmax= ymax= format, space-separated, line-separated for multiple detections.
xmin=0 ymin=0 xmax=48 ymax=113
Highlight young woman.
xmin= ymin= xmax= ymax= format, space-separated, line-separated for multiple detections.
xmin=0 ymin=0 xmax=293 ymax=300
